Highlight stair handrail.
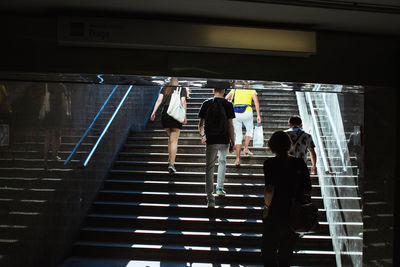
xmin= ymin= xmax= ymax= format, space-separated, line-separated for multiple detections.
xmin=322 ymin=93 xmax=347 ymax=172
xmin=83 ymin=85 xmax=133 ymax=167
xmin=315 ymin=84 xmax=347 ymax=172
xmin=64 ymin=85 xmax=119 ymax=166
xmin=305 ymin=90 xmax=330 ymax=173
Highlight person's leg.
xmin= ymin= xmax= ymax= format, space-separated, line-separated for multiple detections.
xmin=233 ymin=116 xmax=243 ymax=165
xmin=168 ymin=128 xmax=180 ymax=165
xmin=244 ymin=136 xmax=252 ymax=154
xmin=262 ymin=218 xmax=280 ymax=267
xmin=277 ymin=226 xmax=297 ymax=267
xmin=52 ymin=128 xmax=61 ymax=160
xmin=216 ymin=144 xmax=229 ymax=193
xmin=243 ymin=111 xmax=254 ymax=155
xmin=205 ymin=144 xmax=218 ymax=205
xmin=165 ymin=128 xmax=171 ymax=163
xmin=44 ymin=129 xmax=51 ymax=161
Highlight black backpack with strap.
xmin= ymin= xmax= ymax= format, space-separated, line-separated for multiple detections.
xmin=205 ymin=99 xmax=228 ymax=137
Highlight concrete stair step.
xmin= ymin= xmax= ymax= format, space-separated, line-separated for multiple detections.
xmin=117 ymin=152 xmax=268 ymax=164
xmin=91 ymin=201 xmax=267 ymax=220
xmin=113 ymin=160 xmax=266 ymax=174
xmin=17 ymin=135 xmax=98 ymax=143
xmin=0 ymin=158 xmax=81 ymax=169
xmin=101 ymin=178 xmax=323 ymax=202
xmin=0 ymin=167 xmax=74 ymax=178
xmin=107 ymin=168 xmax=320 ymax=182
xmin=97 ymin=189 xmax=324 ymax=204
xmin=121 ymin=144 xmax=270 ymax=155
xmin=0 ymin=150 xmax=87 ymax=161
xmin=10 ymin=142 xmax=93 ymax=151
xmin=363 ymin=214 xmax=393 ymax=227
xmin=78 ymin=227 xmax=333 ymax=251
xmin=131 ymin=129 xmax=279 ymax=138
xmin=71 ymin=240 xmax=336 ymax=265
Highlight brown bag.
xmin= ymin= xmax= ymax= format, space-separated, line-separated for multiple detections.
xmin=289 ymin=199 xmax=320 ymax=233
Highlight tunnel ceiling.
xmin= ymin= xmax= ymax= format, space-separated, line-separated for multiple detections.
xmin=0 ymin=0 xmax=400 ymax=36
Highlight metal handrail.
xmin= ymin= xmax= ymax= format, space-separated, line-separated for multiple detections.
xmin=322 ymin=93 xmax=347 ymax=172
xmin=313 ymin=84 xmax=347 ymax=172
xmin=64 ymin=85 xmax=119 ymax=165
xmin=306 ymin=90 xmax=330 ymax=173
xmin=83 ymin=85 xmax=133 ymax=167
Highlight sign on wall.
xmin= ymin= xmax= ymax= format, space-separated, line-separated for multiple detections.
xmin=58 ymin=16 xmax=316 ymax=56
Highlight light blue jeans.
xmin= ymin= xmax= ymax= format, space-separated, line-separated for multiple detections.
xmin=205 ymin=143 xmax=229 ymax=201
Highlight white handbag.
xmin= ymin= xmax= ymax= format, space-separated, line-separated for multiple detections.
xmin=167 ymin=87 xmax=185 ymax=123
xmin=253 ymin=123 xmax=264 ymax=147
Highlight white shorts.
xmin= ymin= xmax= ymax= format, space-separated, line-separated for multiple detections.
xmin=233 ymin=110 xmax=254 ymax=145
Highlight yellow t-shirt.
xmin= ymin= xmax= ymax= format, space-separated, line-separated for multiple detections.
xmin=231 ymin=89 xmax=256 ymax=112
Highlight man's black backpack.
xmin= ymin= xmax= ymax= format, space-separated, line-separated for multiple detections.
xmin=205 ymin=99 xmax=228 ymax=137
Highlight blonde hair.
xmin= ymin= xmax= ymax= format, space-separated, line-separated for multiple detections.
xmin=164 ymin=77 xmax=179 ymax=96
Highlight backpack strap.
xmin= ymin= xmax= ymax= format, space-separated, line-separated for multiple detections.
xmin=293 ymin=130 xmax=305 ymax=146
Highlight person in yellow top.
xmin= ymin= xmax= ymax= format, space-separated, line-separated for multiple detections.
xmin=225 ymin=80 xmax=261 ymax=165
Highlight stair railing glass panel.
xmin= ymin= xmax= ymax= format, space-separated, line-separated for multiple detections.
xmin=296 ymin=86 xmax=363 ymax=267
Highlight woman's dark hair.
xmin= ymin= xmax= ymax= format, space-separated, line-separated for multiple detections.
xmin=268 ymin=131 xmax=292 ymax=155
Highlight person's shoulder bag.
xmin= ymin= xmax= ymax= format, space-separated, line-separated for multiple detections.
xmin=289 ymin=161 xmax=320 ymax=233
xmin=167 ymin=87 xmax=185 ymax=123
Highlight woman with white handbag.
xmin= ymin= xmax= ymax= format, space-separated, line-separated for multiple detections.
xmin=150 ymin=77 xmax=187 ymax=174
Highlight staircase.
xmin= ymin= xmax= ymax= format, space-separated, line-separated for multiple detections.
xmin=0 ymin=127 xmax=84 ymax=266
xmin=66 ymin=86 xmax=337 ymax=266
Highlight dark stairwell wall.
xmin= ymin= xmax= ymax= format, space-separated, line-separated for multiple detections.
xmin=0 ymin=81 xmax=159 ymax=266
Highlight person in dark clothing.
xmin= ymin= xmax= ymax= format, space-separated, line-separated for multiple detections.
xmin=39 ymin=83 xmax=68 ymax=168
xmin=198 ymin=87 xmax=235 ymax=208
xmin=150 ymin=77 xmax=187 ymax=174
xmin=262 ymin=131 xmax=312 ymax=267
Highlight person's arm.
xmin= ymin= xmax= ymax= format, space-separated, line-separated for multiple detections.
xmin=198 ymin=118 xmax=206 ymax=144
xmin=181 ymin=96 xmax=187 ymax=125
xmin=227 ymin=118 xmax=235 ymax=152
xmin=300 ymin=159 xmax=312 ymax=202
xmin=263 ymin=185 xmax=275 ymax=219
xmin=225 ymin=90 xmax=233 ymax=101
xmin=309 ymin=148 xmax=317 ymax=175
xmin=150 ymin=94 xmax=164 ymax=121
xmin=252 ymin=92 xmax=261 ymax=123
